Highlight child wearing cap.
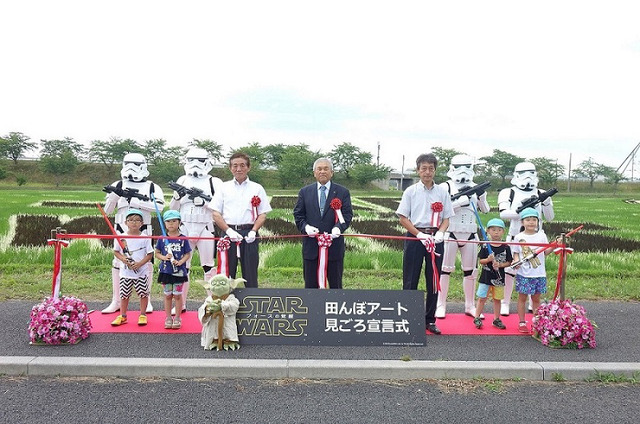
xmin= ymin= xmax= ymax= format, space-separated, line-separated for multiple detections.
xmin=511 ymin=207 xmax=556 ymax=333
xmin=474 ymin=218 xmax=512 ymax=330
xmin=111 ymin=209 xmax=154 ymax=326
xmin=155 ymin=209 xmax=192 ymax=329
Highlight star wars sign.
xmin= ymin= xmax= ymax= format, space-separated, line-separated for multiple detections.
xmin=234 ymin=288 xmax=426 ymax=346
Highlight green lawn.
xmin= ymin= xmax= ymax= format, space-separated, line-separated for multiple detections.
xmin=0 ymin=188 xmax=639 ymax=302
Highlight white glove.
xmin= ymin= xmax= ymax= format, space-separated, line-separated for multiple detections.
xmin=416 ymin=231 xmax=433 ymax=245
xmin=226 ymin=228 xmax=243 ymax=242
xmin=500 ymin=209 xmax=520 ymax=220
xmin=331 ymin=227 xmax=341 ymax=239
xmin=193 ymin=196 xmax=205 ymax=207
xmin=434 ymin=231 xmax=444 ymax=243
xmin=172 ymin=191 xmax=183 ymax=201
xmin=305 ymin=224 xmax=319 ymax=237
xmin=452 ymin=195 xmax=470 ymax=209
xmin=245 ymin=230 xmax=256 ymax=243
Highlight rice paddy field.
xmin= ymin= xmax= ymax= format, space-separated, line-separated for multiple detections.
xmin=0 ymin=187 xmax=639 ymax=302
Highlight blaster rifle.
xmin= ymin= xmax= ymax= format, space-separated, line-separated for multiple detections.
xmin=103 ymin=185 xmax=150 ymax=202
xmin=451 ymin=181 xmax=491 ymax=201
xmin=168 ymin=181 xmax=212 ymax=202
xmin=516 ymin=187 xmax=558 ymax=214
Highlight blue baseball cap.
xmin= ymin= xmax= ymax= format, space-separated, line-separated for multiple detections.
xmin=125 ymin=209 xmax=143 ymax=219
xmin=519 ymin=207 xmax=539 ymax=220
xmin=163 ymin=210 xmax=181 ymax=221
xmin=486 ymin=218 xmax=505 ymax=229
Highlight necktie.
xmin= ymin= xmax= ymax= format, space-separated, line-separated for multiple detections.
xmin=319 ymin=185 xmax=327 ymax=215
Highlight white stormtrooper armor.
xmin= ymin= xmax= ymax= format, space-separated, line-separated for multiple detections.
xmin=437 ymin=155 xmax=491 ymax=318
xmin=101 ymin=153 xmax=164 ymax=314
xmin=497 ymin=161 xmax=555 ymax=315
xmin=169 ymin=148 xmax=223 ymax=311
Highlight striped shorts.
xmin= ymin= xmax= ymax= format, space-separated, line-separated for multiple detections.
xmin=119 ymin=275 xmax=150 ymax=299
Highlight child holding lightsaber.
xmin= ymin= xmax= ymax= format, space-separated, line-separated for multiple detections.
xmin=111 ymin=209 xmax=154 ymax=326
xmin=154 ymin=210 xmax=192 ymax=330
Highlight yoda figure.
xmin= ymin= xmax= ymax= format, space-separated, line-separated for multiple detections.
xmin=198 ymin=274 xmax=245 ymax=351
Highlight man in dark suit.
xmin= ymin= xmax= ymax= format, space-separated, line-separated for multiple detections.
xmin=293 ymin=158 xmax=353 ymax=289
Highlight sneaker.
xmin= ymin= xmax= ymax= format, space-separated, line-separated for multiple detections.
xmin=492 ymin=318 xmax=506 ymax=330
xmin=138 ymin=314 xmax=147 ymax=326
xmin=473 ymin=317 xmax=483 ymax=329
xmin=111 ymin=315 xmax=127 ymax=326
xmin=164 ymin=317 xmax=173 ymax=329
xmin=518 ymin=322 xmax=529 ymax=333
xmin=172 ymin=317 xmax=182 ymax=330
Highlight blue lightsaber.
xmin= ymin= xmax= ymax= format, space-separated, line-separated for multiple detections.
xmin=150 ymin=192 xmax=177 ymax=273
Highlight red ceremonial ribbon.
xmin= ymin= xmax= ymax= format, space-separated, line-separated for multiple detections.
xmin=316 ymin=233 xmax=333 ymax=289
xmin=330 ymin=198 xmax=345 ymax=224
xmin=216 ymin=237 xmax=231 ymax=277
xmin=430 ymin=202 xmax=443 ymax=228
xmin=251 ymin=195 xmax=261 ymax=221
xmin=422 ymin=237 xmax=441 ymax=293
xmin=47 ymin=238 xmax=70 ymax=298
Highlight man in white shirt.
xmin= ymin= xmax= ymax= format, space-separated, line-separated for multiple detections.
xmin=212 ymin=152 xmax=272 ymax=287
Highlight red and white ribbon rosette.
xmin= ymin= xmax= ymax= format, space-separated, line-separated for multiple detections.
xmin=316 ymin=232 xmax=333 ymax=289
xmin=422 ymin=236 xmax=441 ymax=293
xmin=216 ymin=237 xmax=231 ymax=277
xmin=251 ymin=195 xmax=261 ymax=221
xmin=430 ymin=201 xmax=443 ymax=228
xmin=330 ymin=198 xmax=345 ymax=224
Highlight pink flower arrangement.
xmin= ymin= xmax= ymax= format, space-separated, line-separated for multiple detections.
xmin=29 ymin=296 xmax=92 ymax=345
xmin=532 ymin=299 xmax=596 ymax=349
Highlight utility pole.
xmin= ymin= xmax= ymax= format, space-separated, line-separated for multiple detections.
xmin=567 ymin=153 xmax=572 ymax=192
xmin=376 ymin=141 xmax=380 ymax=167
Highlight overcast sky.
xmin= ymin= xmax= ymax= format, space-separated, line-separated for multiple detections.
xmin=2 ymin=1 xmax=639 ymax=177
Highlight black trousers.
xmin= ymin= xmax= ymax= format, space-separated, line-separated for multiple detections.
xmin=227 ymin=228 xmax=259 ymax=288
xmin=402 ymin=233 xmax=444 ymax=325
xmin=303 ymin=258 xmax=344 ymax=289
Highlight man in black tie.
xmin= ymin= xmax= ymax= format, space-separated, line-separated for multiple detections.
xmin=293 ymin=158 xmax=353 ymax=289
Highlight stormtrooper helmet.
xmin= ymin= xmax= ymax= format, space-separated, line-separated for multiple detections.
xmin=511 ymin=162 xmax=539 ymax=191
xmin=447 ymin=154 xmax=475 ymax=184
xmin=121 ymin=153 xmax=149 ymax=182
xmin=184 ymin=147 xmax=213 ymax=178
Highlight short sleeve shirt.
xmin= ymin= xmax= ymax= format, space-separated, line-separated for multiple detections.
xmin=396 ymin=181 xmax=454 ymax=228
xmin=211 ymin=177 xmax=272 ymax=225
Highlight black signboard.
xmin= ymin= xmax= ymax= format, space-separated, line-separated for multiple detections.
xmin=234 ymin=288 xmax=426 ymax=346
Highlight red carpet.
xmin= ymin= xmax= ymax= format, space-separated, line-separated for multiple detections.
xmin=429 ymin=313 xmax=534 ymax=336
xmin=91 ymin=311 xmax=533 ymax=336
xmin=90 ymin=311 xmax=201 ymax=334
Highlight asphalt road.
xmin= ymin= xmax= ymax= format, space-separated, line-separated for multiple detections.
xmin=5 ymin=300 xmax=639 ymax=363
xmin=1 ymin=375 xmax=639 ymax=423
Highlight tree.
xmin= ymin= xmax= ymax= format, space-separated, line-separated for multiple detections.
xmin=230 ymin=142 xmax=266 ymax=168
xmin=574 ymin=157 xmax=602 ymax=188
xmin=277 ymin=148 xmax=319 ymax=188
xmin=431 ymin=146 xmax=462 ymax=181
xmin=600 ymin=165 xmax=626 ymax=192
xmin=0 ymin=132 xmax=37 ymax=164
xmin=190 ymin=139 xmax=224 ymax=163
xmin=530 ymin=157 xmax=565 ymax=187
xmin=329 ymin=142 xmax=372 ymax=179
xmin=350 ymin=163 xmax=392 ymax=186
xmin=263 ymin=143 xmax=288 ymax=169
xmin=39 ymin=138 xmax=85 ymax=186
xmin=88 ymin=137 xmax=141 ymax=171
xmin=479 ymin=149 xmax=524 ymax=186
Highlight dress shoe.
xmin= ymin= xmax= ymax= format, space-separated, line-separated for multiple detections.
xmin=426 ymin=323 xmax=442 ymax=334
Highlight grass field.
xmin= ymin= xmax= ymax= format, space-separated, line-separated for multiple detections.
xmin=0 ymin=187 xmax=639 ymax=302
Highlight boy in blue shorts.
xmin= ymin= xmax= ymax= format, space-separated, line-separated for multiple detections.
xmin=474 ymin=218 xmax=512 ymax=330
xmin=155 ymin=210 xmax=192 ymax=329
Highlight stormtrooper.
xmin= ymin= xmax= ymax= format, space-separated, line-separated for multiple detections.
xmin=102 ymin=153 xmax=164 ymax=314
xmin=436 ymin=155 xmax=491 ymax=318
xmin=498 ymin=161 xmax=554 ymax=315
xmin=169 ymin=147 xmax=223 ymax=312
